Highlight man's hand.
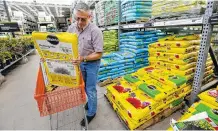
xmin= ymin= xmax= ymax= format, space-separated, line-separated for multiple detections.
xmin=72 ymin=56 xmax=83 ymax=65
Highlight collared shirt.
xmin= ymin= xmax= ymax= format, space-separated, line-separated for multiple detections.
xmin=67 ymin=23 xmax=103 ymax=57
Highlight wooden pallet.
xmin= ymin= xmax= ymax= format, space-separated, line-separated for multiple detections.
xmin=98 ymin=77 xmax=121 ymax=87
xmin=104 ymin=94 xmax=184 ymax=130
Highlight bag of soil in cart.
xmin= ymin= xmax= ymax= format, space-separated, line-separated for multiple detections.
xmin=40 ymin=59 xmax=80 ymax=92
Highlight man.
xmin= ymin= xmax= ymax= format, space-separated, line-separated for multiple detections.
xmin=67 ymin=2 xmax=103 ymax=127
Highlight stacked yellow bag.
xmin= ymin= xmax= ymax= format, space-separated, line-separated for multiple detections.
xmin=149 ymin=34 xmax=214 ymax=85
xmin=106 ymin=66 xmax=191 ymax=130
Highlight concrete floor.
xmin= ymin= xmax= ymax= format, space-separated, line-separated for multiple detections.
xmin=0 ymin=53 xmax=182 ymax=130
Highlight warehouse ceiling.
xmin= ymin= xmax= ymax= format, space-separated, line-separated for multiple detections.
xmin=0 ymin=0 xmax=98 ymax=22
xmin=0 ymin=0 xmax=72 ymax=21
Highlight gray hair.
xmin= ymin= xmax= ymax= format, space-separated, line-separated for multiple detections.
xmin=74 ymin=2 xmax=90 ymax=13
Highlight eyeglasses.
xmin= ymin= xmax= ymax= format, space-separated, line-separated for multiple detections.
xmin=74 ymin=16 xmax=87 ymax=22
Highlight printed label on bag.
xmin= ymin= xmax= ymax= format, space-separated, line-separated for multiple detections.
xmin=46 ymin=60 xmax=76 ymax=77
xmin=36 ymin=40 xmax=73 ymax=54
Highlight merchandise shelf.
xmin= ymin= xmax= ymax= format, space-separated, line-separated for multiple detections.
xmin=0 ymin=49 xmax=35 ymax=73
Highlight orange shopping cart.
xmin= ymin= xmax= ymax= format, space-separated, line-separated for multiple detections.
xmin=34 ymin=63 xmax=88 ymax=130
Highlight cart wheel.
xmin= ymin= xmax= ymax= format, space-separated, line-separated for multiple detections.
xmin=81 ymin=126 xmax=87 ymax=130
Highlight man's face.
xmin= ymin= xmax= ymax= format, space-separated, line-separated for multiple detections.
xmin=74 ymin=10 xmax=90 ymax=29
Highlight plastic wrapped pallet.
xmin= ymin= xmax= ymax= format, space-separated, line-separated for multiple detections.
xmin=120 ymin=31 xmax=160 ymax=70
xmin=121 ymin=0 xmax=152 ymax=22
xmin=96 ymin=1 xmax=106 ymax=26
xmin=152 ymin=0 xmax=206 ymax=19
xmin=103 ymin=30 xmax=118 ymax=53
xmin=104 ymin=1 xmax=119 ymax=25
xmin=98 ymin=52 xmax=136 ymax=82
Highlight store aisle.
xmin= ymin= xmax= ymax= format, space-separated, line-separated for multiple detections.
xmin=0 ymin=54 xmax=50 ymax=129
xmin=0 ymin=53 xmax=182 ymax=130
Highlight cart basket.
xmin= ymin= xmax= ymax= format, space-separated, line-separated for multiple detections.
xmin=34 ymin=66 xmax=86 ymax=117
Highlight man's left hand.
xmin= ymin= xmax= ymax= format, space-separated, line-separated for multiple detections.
xmin=72 ymin=56 xmax=83 ymax=65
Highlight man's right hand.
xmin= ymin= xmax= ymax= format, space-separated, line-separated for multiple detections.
xmin=72 ymin=56 xmax=84 ymax=65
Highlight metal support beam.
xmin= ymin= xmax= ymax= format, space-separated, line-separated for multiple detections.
xmin=8 ymin=2 xmax=71 ymax=8
xmin=59 ymin=7 xmax=62 ymax=16
xmin=191 ymin=0 xmax=216 ymax=104
xmin=26 ymin=5 xmax=38 ymax=16
xmin=42 ymin=6 xmax=49 ymax=16
xmin=10 ymin=6 xmax=29 ymax=17
xmin=209 ymin=46 xmax=218 ymax=76
xmin=10 ymin=4 xmax=35 ymax=20
xmin=46 ymin=6 xmax=52 ymax=16
xmin=55 ymin=5 xmax=59 ymax=17
xmin=3 ymin=0 xmax=15 ymax=37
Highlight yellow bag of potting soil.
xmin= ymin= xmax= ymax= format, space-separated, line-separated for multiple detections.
xmin=108 ymin=97 xmax=159 ymax=130
xmin=149 ymin=61 xmax=160 ymax=66
xmin=148 ymin=47 xmax=167 ymax=53
xmin=32 ymin=32 xmax=79 ymax=61
xmin=165 ymin=52 xmax=197 ymax=60
xmin=149 ymin=42 xmax=166 ymax=48
xmin=185 ymin=73 xmax=195 ymax=81
xmin=158 ymin=35 xmax=176 ymax=41
xmin=175 ymin=85 xmax=192 ymax=97
xmin=115 ymin=90 xmax=163 ymax=125
xmin=166 ymin=46 xmax=197 ymax=54
xmin=171 ymin=68 xmax=195 ymax=76
xmin=198 ymin=88 xmax=218 ymax=107
xmin=168 ymin=40 xmax=200 ymax=48
xmin=136 ymin=66 xmax=159 ymax=79
xmin=147 ymin=68 xmax=187 ymax=88
xmin=206 ymin=60 xmax=213 ymax=67
xmin=106 ymin=79 xmax=138 ymax=104
xmin=173 ymin=34 xmax=200 ymax=41
xmin=154 ymin=40 xmax=198 ymax=48
xmin=149 ymin=52 xmax=165 ymax=57
xmin=204 ymin=70 xmax=214 ymax=77
xmin=148 ymin=57 xmax=159 ymax=62
xmin=41 ymin=60 xmax=80 ymax=92
xmin=158 ymin=62 xmax=172 ymax=70
xmin=138 ymin=79 xmax=175 ymax=102
xmin=171 ymin=62 xmax=196 ymax=71
xmin=168 ymin=57 xmax=196 ymax=65
xmin=205 ymin=65 xmax=213 ymax=72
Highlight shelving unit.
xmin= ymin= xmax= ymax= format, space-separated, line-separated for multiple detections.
xmin=37 ymin=21 xmax=56 ymax=32
xmin=23 ymin=17 xmax=38 ymax=34
xmin=0 ymin=49 xmax=35 ymax=73
xmin=92 ymin=0 xmax=218 ymax=104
